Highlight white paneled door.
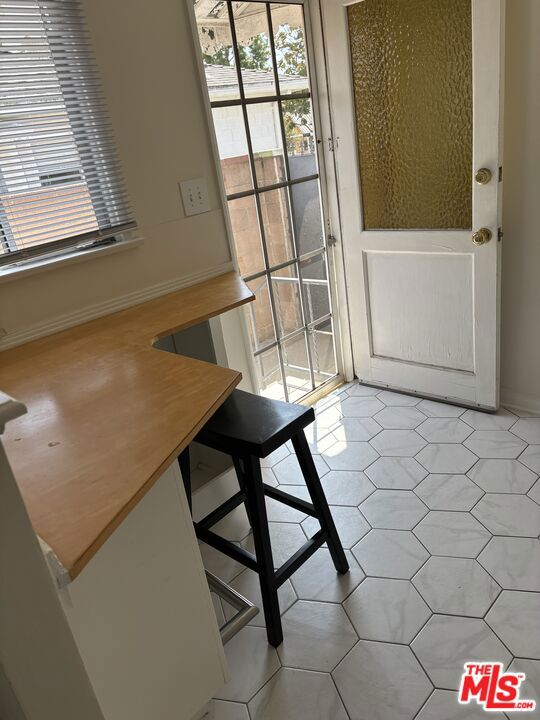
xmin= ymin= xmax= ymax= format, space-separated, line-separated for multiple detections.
xmin=321 ymin=0 xmax=504 ymax=408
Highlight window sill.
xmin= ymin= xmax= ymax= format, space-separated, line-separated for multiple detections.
xmin=0 ymin=235 xmax=143 ymax=285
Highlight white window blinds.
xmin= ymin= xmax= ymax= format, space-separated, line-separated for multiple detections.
xmin=0 ymin=0 xmax=135 ymax=265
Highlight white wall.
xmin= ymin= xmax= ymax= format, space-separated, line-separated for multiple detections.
xmin=500 ymin=0 xmax=540 ymax=413
xmin=0 ymin=0 xmax=232 ymax=340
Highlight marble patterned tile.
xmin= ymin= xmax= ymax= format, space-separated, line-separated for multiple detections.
xmin=322 ymin=441 xmax=379 ymax=472
xmin=415 ymin=690 xmax=507 ymax=720
xmin=248 ymin=668 xmax=348 ymax=720
xmin=290 ymin=548 xmax=365 ymax=603
xmin=264 ymin=496 xmax=307 ymax=524
xmin=215 ymin=626 xmax=280 ymax=702
xmin=320 ymin=470 xmax=376 ymax=506
xmin=199 ymin=542 xmax=244 ymax=583
xmin=343 ymin=578 xmax=430 ymax=643
xmin=508 ymin=660 xmax=540 ymax=713
xmin=471 ymin=494 xmax=540 ymax=537
xmin=373 ymin=406 xmax=427 ymax=430
xmin=468 ymin=458 xmax=537 ymax=494
xmin=413 ymin=512 xmax=491 ymax=558
xmin=340 ymin=396 xmax=385 ymax=417
xmin=416 ymin=418 xmax=474 ymax=444
xmin=302 ymin=506 xmax=370 ymax=549
xmin=205 ymin=699 xmax=250 ymax=720
xmin=477 ymin=537 xmax=540 ymax=591
xmin=486 ymin=590 xmax=540 ymax=659
xmin=359 ymin=490 xmax=428 ymax=530
xmin=260 ymin=445 xmax=290 ymax=468
xmin=346 ymin=383 xmax=383 ymax=397
xmin=365 ymin=456 xmax=428 ymax=489
xmin=412 ymin=557 xmax=500 ymax=617
xmin=223 ymin=569 xmax=296 ymax=628
xmin=416 ymin=400 xmax=466 ymax=418
xmin=416 ymin=444 xmax=478 ymax=474
xmin=214 ymin=505 xmax=252 ymax=542
xmin=314 ymin=405 xmax=343 ymax=430
xmin=464 ymin=431 xmax=527 ymax=459
xmin=414 ymin=474 xmax=484 ymax=511
xmin=529 ymin=478 xmax=540 ymax=506
xmin=378 ymin=390 xmax=421 ymax=407
xmin=303 ymin=425 xmax=339 ymax=454
xmin=512 ymin=417 xmax=540 ymax=444
xmin=461 ymin=407 xmax=518 ymax=431
xmin=331 ymin=416 xmax=383 ymax=442
xmin=333 ymin=640 xmax=432 ymax=720
xmin=261 ymin=467 xmax=279 ymax=487
xmin=411 ymin=616 xmax=511 ymax=690
xmin=277 ymin=601 xmax=358 ymax=672
xmin=519 ymin=445 xmax=540 ymax=473
xmin=370 ymin=430 xmax=427 ymax=457
xmin=272 ymin=453 xmax=329 ymax=485
xmin=242 ymin=522 xmax=307 ymax=569
xmin=352 ymin=529 xmax=429 ymax=579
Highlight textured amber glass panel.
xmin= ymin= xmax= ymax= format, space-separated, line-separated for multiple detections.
xmin=347 ymin=0 xmax=472 ymax=229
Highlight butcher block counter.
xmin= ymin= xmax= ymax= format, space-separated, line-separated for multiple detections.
xmin=0 ymin=270 xmax=253 ymax=580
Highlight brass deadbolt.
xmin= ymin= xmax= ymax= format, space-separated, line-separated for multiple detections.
xmin=472 ymin=228 xmax=492 ymax=246
xmin=475 ymin=168 xmax=492 ymax=185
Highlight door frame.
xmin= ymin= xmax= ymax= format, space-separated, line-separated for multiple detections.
xmin=311 ymin=0 xmax=505 ymax=408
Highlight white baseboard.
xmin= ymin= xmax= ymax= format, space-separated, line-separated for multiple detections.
xmin=501 ymin=387 xmax=540 ymax=416
xmin=0 ymin=261 xmax=234 ymax=351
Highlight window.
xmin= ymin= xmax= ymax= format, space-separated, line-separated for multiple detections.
xmin=0 ymin=0 xmax=135 ymax=265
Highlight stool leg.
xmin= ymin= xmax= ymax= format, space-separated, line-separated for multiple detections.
xmin=292 ymin=432 xmax=349 ymax=575
xmin=242 ymin=454 xmax=283 ymax=647
xmin=178 ymin=447 xmax=192 ymax=513
xmin=232 ymin=456 xmax=252 ymax=528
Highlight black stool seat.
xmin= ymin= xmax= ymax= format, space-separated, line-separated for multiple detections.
xmin=196 ymin=389 xmax=315 ymax=458
xmin=179 ymin=389 xmax=348 ymax=647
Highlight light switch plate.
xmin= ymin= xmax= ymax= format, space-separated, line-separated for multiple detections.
xmin=179 ymin=177 xmax=210 ymax=216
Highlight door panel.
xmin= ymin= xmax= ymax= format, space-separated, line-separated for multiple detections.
xmin=321 ymin=0 xmax=504 ymax=408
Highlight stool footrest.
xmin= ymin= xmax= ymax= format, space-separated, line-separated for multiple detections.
xmin=262 ymin=484 xmax=318 ymax=518
xmin=274 ymin=528 xmax=327 ymax=587
xmin=195 ymin=525 xmax=258 ymax=573
xmin=197 ymin=489 xmax=246 ymax=531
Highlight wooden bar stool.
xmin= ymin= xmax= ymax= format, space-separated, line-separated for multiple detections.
xmin=179 ymin=389 xmax=349 ymax=647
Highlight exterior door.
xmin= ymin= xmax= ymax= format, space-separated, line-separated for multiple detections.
xmin=320 ymin=0 xmax=504 ymax=409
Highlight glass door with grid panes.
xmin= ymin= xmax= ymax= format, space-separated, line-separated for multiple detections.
xmin=193 ymin=0 xmax=339 ymax=402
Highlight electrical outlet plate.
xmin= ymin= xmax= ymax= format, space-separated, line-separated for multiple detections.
xmin=179 ymin=177 xmax=210 ymax=217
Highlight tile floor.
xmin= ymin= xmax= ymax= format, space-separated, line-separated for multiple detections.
xmin=201 ymin=382 xmax=540 ymax=720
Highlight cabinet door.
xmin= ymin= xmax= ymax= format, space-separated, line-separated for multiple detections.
xmin=60 ymin=461 xmax=227 ymax=720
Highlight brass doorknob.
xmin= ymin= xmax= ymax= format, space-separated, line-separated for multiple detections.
xmin=472 ymin=228 xmax=492 ymax=246
xmin=475 ymin=168 xmax=492 ymax=185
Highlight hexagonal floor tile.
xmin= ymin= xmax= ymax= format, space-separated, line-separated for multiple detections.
xmin=320 ymin=470 xmax=376 ymax=506
xmin=370 ymin=430 xmax=427 ymax=457
xmin=478 ymin=537 xmax=540 ymax=591
xmin=206 ymin=700 xmax=250 ymax=720
xmin=264 ymin=496 xmax=307 ymax=523
xmin=529 ymin=478 xmax=540 ymax=505
xmin=471 ymin=493 xmax=540 ymax=536
xmin=378 ymin=390 xmax=421 ymax=406
xmin=290 ymin=548 xmax=365 ymax=603
xmin=416 ymin=418 xmax=473 ymax=444
xmin=414 ymin=474 xmax=484 ymax=510
xmin=302 ymin=506 xmax=370 ymax=549
xmin=508 ymin=659 xmax=540 ymax=712
xmin=416 ymin=444 xmax=478 ymax=473
xmin=215 ymin=626 xmax=280 ymax=702
xmin=333 ymin=640 xmax=432 ymax=720
xmin=519 ymin=445 xmax=540 ymax=473
xmin=415 ymin=690 xmax=507 ymax=720
xmin=277 ymin=601 xmax=358 ymax=672
xmin=200 ymin=542 xmax=244 ymax=583
xmin=346 ymin=383 xmax=382 ymax=397
xmin=365 ymin=456 xmax=427 ymax=489
xmin=223 ymin=569 xmax=296 ymax=628
xmin=464 ymin=431 xmax=527 ymax=459
xmin=373 ymin=406 xmax=427 ymax=429
xmin=413 ymin=511 xmax=491 ymax=557
xmin=314 ymin=405 xmax=343 ymax=430
xmin=322 ymin=441 xmax=379 ymax=472
xmin=486 ymin=590 xmax=540 ymax=658
xmin=461 ymin=407 xmax=518 ymax=431
xmin=352 ymin=529 xmax=429 ymax=578
xmin=340 ymin=396 xmax=385 ymax=417
xmin=332 ymin=416 xmax=383 ymax=442
xmin=411 ymin=616 xmax=511 ymax=690
xmin=260 ymin=445 xmax=290 ymax=468
xmin=303 ymin=425 xmax=339 ymax=454
xmin=242 ymin=522 xmax=307 ymax=568
xmin=412 ymin=557 xmax=500 ymax=617
xmin=359 ymin=490 xmax=428 ymax=530
xmin=416 ymin=399 xmax=466 ymax=418
xmin=468 ymin=458 xmax=538 ymax=493
xmin=511 ymin=417 xmax=540 ymax=444
xmin=248 ymin=668 xmax=349 ymax=720
xmin=273 ymin=453 xmax=329 ymax=485
xmin=343 ymin=578 xmax=430 ymax=643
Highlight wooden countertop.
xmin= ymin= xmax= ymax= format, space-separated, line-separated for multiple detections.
xmin=0 ymin=272 xmax=253 ymax=580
